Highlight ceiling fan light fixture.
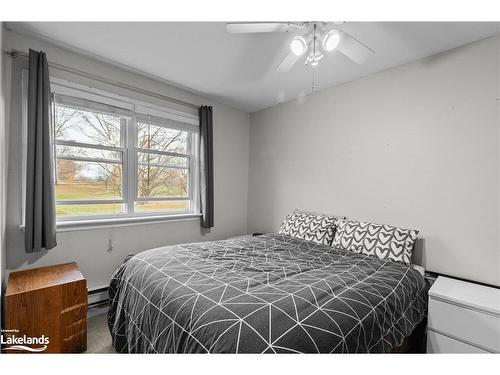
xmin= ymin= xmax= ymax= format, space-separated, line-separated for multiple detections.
xmin=290 ymin=36 xmax=307 ymax=56
xmin=306 ymin=51 xmax=324 ymax=67
xmin=322 ymin=30 xmax=340 ymax=52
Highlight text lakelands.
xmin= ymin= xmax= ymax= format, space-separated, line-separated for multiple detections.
xmin=0 ymin=334 xmax=50 ymax=345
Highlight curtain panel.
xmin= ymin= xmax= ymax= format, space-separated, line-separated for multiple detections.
xmin=24 ymin=49 xmax=57 ymax=253
xmin=199 ymin=105 xmax=214 ymax=228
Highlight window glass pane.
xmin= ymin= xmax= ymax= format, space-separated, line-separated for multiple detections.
xmin=56 ymin=160 xmax=122 ymax=200
xmin=137 ymin=152 xmax=188 ymax=168
xmin=55 ymin=104 xmax=123 ymax=147
xmin=134 ymin=200 xmax=189 ymax=213
xmin=137 ymin=166 xmax=188 ymax=198
xmin=56 ymin=145 xmax=121 ymax=161
xmin=56 ymin=203 xmax=126 ymax=217
xmin=137 ymin=122 xmax=188 ymax=154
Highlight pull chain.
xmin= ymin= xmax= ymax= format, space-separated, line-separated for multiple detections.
xmin=312 ymin=69 xmax=316 ymax=93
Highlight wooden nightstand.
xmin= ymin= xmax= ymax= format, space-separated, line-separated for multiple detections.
xmin=4 ymin=262 xmax=88 ymax=353
xmin=427 ymin=276 xmax=500 ymax=353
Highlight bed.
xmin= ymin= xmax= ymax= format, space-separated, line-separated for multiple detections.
xmin=108 ymin=233 xmax=428 ymax=353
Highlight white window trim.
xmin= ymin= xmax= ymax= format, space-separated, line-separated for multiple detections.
xmin=19 ymin=213 xmax=202 ymax=232
xmin=54 ymin=212 xmax=202 ymax=232
xmin=20 ymin=74 xmax=201 ymax=230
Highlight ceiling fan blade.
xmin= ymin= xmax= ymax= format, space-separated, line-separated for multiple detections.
xmin=226 ymin=22 xmax=298 ymax=34
xmin=336 ymin=30 xmax=374 ymax=64
xmin=277 ymin=52 xmax=301 ymax=72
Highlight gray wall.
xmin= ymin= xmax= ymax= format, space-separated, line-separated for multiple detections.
xmin=4 ymin=30 xmax=250 ymax=290
xmin=248 ymin=36 xmax=500 ymax=287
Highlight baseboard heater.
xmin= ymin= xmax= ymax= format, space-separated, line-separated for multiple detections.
xmin=88 ymin=286 xmax=109 ymax=309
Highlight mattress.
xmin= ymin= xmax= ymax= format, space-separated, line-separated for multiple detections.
xmin=108 ymin=233 xmax=427 ymax=353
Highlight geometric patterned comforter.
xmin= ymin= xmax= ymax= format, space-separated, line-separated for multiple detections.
xmin=108 ymin=234 xmax=427 ymax=353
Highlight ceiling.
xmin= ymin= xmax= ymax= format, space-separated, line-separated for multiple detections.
xmin=6 ymin=22 xmax=500 ymax=113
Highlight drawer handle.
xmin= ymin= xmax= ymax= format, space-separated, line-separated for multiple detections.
xmin=61 ymin=303 xmax=87 ymax=314
xmin=63 ymin=329 xmax=86 ymax=342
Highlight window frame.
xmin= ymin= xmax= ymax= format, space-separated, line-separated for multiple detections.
xmin=22 ymin=73 xmax=201 ymax=226
xmin=132 ymin=114 xmax=198 ymax=216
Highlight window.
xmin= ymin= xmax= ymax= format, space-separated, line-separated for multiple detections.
xmin=135 ymin=116 xmax=192 ymax=214
xmin=44 ymin=79 xmax=200 ymax=222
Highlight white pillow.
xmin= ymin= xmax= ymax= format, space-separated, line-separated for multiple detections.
xmin=331 ymin=219 xmax=419 ymax=265
xmin=278 ymin=210 xmax=341 ymax=246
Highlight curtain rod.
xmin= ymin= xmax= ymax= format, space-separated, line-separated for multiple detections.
xmin=4 ymin=49 xmax=200 ymax=110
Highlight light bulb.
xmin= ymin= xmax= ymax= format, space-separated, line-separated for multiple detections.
xmin=322 ymin=30 xmax=340 ymax=52
xmin=290 ymin=36 xmax=307 ymax=56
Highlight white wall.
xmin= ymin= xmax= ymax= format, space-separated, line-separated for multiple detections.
xmin=4 ymin=30 xmax=250 ymax=290
xmin=248 ymin=36 xmax=500 ymax=287
xmin=0 ymin=23 xmax=7 ymax=326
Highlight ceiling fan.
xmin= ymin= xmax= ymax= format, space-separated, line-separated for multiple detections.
xmin=226 ymin=22 xmax=374 ymax=72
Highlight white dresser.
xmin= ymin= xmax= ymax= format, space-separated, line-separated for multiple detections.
xmin=427 ymin=276 xmax=500 ymax=353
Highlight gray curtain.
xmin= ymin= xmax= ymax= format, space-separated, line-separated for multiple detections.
xmin=199 ymin=105 xmax=214 ymax=228
xmin=24 ymin=49 xmax=57 ymax=253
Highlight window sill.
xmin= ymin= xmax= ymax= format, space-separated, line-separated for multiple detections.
xmin=19 ymin=213 xmax=202 ymax=232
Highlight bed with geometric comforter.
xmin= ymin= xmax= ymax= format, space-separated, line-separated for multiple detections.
xmin=108 ymin=233 xmax=427 ymax=353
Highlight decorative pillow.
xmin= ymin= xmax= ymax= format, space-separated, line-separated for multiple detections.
xmin=278 ymin=210 xmax=340 ymax=246
xmin=331 ymin=219 xmax=418 ymax=265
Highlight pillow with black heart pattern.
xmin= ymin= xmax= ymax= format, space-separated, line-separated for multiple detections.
xmin=331 ymin=219 xmax=419 ymax=265
xmin=278 ymin=210 xmax=341 ymax=246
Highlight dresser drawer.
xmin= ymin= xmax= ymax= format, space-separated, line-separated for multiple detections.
xmin=428 ymin=298 xmax=500 ymax=352
xmin=427 ymin=330 xmax=487 ymax=353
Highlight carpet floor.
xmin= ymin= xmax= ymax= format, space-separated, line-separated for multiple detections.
xmin=86 ymin=312 xmax=115 ymax=354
